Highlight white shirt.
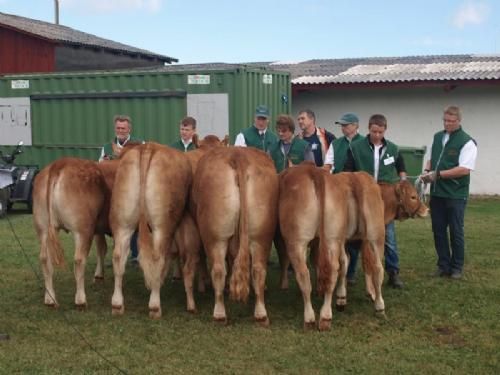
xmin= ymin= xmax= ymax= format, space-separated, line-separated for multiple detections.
xmin=181 ymin=138 xmax=194 ymax=152
xmin=234 ymin=128 xmax=266 ymax=147
xmin=424 ymin=135 xmax=478 ymax=171
xmin=373 ymin=144 xmax=383 ymax=181
xmin=324 ymin=143 xmax=334 ymax=168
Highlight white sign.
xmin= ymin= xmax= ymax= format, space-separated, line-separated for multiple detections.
xmin=11 ymin=80 xmax=30 ymax=89
xmin=262 ymin=74 xmax=273 ymax=84
xmin=188 ymin=75 xmax=210 ymax=85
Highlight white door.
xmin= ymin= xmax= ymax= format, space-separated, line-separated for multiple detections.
xmin=187 ymin=93 xmax=229 ymax=139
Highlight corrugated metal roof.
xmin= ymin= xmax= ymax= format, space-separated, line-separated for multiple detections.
xmin=0 ymin=11 xmax=177 ymax=63
xmin=261 ymin=55 xmax=500 ymax=85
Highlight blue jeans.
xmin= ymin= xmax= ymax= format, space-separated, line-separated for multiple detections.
xmin=346 ymin=241 xmax=360 ymax=279
xmin=347 ymin=221 xmax=400 ymax=277
xmin=130 ymin=230 xmax=139 ymax=259
xmin=430 ymin=196 xmax=467 ymax=273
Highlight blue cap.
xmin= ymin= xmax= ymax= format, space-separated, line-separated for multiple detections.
xmin=335 ymin=113 xmax=359 ymax=125
xmin=255 ymin=105 xmax=270 ymax=118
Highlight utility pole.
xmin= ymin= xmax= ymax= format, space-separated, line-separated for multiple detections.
xmin=54 ymin=0 xmax=59 ymax=25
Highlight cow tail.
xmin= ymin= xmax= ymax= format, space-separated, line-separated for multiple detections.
xmin=229 ymin=155 xmax=250 ymax=303
xmin=311 ymin=170 xmax=332 ymax=295
xmin=138 ymin=145 xmax=154 ymax=254
xmin=45 ymin=164 xmax=66 ymax=267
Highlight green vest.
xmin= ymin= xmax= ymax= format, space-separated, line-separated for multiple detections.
xmin=241 ymin=126 xmax=278 ymax=152
xmin=102 ymin=136 xmax=142 ymax=160
xmin=332 ymin=133 xmax=363 ymax=173
xmin=169 ymin=139 xmax=197 ymax=152
xmin=430 ymin=127 xmax=473 ymax=199
xmin=351 ymin=136 xmax=400 ymax=183
xmin=270 ymin=137 xmax=309 ymax=173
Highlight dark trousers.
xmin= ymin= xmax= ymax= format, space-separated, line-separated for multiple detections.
xmin=130 ymin=230 xmax=139 ymax=259
xmin=430 ymin=196 xmax=467 ymax=273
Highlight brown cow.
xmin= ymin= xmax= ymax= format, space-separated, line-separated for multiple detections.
xmin=279 ymin=165 xmax=386 ymax=330
xmin=110 ymin=142 xmax=191 ymax=319
xmin=358 ymin=180 xmax=429 ymax=297
xmin=278 ymin=178 xmax=429 ymax=293
xmin=33 ymin=157 xmax=112 ymax=308
xmin=191 ymin=147 xmax=278 ymax=325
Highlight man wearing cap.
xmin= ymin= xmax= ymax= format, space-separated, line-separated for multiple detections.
xmin=344 ymin=114 xmax=407 ymax=288
xmin=297 ymin=109 xmax=335 ymax=167
xmin=323 ymin=113 xmax=363 ymax=285
xmin=234 ymin=105 xmax=278 ymax=152
xmin=323 ymin=113 xmax=362 ymax=173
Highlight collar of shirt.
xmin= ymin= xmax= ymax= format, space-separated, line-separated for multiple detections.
xmin=182 ymin=139 xmax=193 ymax=148
xmin=115 ymin=135 xmax=131 ymax=147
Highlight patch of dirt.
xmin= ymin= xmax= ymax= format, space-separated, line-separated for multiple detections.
xmin=433 ymin=326 xmax=467 ymax=348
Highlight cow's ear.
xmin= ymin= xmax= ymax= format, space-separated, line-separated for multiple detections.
xmin=193 ymin=133 xmax=200 ymax=148
xmin=222 ymin=135 xmax=230 ymax=147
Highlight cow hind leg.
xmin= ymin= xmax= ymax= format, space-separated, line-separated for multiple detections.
xmin=319 ymin=241 xmax=341 ymax=331
xmin=111 ymin=229 xmax=133 ymax=315
xmin=250 ymin=241 xmax=270 ymax=326
xmin=366 ymin=239 xmax=385 ymax=316
xmin=181 ymin=251 xmax=199 ymax=313
xmin=287 ymin=242 xmax=316 ymax=329
xmin=335 ymin=243 xmax=348 ymax=312
xmin=208 ymin=241 xmax=228 ymax=323
xmin=274 ymin=231 xmax=290 ymax=290
xmin=93 ymin=234 xmax=107 ymax=282
xmin=73 ymin=232 xmax=93 ymax=309
xmin=39 ymin=233 xmax=58 ymax=308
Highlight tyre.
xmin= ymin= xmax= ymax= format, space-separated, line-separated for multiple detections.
xmin=0 ymin=188 xmax=9 ymax=218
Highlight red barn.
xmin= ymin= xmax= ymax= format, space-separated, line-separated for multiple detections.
xmin=0 ymin=12 xmax=177 ymax=74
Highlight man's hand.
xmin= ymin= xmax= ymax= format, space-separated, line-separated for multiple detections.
xmin=420 ymin=170 xmax=438 ymax=183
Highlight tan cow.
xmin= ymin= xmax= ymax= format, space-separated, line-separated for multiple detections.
xmin=279 ymin=164 xmax=386 ymax=330
xmin=358 ymin=180 xmax=429 ymax=296
xmin=110 ymin=142 xmax=191 ymax=319
xmin=278 ymin=178 xmax=429 ymax=293
xmin=33 ymin=157 xmax=112 ymax=308
xmin=191 ymin=147 xmax=278 ymax=325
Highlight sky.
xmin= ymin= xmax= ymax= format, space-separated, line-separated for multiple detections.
xmin=1 ymin=0 xmax=500 ymax=64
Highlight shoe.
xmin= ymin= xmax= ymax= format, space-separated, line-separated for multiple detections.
xmin=130 ymin=257 xmax=139 ymax=265
xmin=388 ymin=272 xmax=404 ymax=289
xmin=430 ymin=269 xmax=450 ymax=278
xmin=450 ymin=271 xmax=463 ymax=280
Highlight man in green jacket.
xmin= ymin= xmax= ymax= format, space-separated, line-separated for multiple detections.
xmin=169 ymin=116 xmax=198 ymax=152
xmin=234 ymin=105 xmax=278 ymax=152
xmin=269 ymin=114 xmax=314 ymax=173
xmin=421 ymin=105 xmax=477 ymax=280
xmin=344 ymin=114 xmax=407 ymax=288
xmin=99 ymin=114 xmax=142 ymax=161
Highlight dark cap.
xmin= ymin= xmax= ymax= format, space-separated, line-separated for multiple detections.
xmin=255 ymin=105 xmax=270 ymax=118
xmin=335 ymin=113 xmax=359 ymax=126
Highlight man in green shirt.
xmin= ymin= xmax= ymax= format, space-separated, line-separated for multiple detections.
xmin=169 ymin=116 xmax=198 ymax=152
xmin=234 ymin=105 xmax=278 ymax=152
xmin=99 ymin=114 xmax=142 ymax=161
xmin=269 ymin=114 xmax=314 ymax=173
xmin=421 ymin=106 xmax=477 ymax=280
xmin=344 ymin=114 xmax=407 ymax=288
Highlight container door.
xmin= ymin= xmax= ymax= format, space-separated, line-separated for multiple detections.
xmin=0 ymin=97 xmax=32 ymax=146
xmin=187 ymin=94 xmax=229 ymax=139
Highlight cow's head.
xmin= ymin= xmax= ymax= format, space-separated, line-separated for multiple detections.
xmin=195 ymin=134 xmax=230 ymax=148
xmin=394 ymin=180 xmax=429 ymax=220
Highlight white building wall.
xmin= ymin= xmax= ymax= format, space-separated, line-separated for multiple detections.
xmin=293 ymin=85 xmax=498 ymax=195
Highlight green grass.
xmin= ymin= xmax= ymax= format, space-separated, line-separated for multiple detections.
xmin=1 ymin=199 xmax=499 ymax=374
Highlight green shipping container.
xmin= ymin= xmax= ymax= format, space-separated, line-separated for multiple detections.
xmin=0 ymin=65 xmax=291 ymax=168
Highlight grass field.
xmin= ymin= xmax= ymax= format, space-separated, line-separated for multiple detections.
xmin=1 ymin=198 xmax=499 ymax=374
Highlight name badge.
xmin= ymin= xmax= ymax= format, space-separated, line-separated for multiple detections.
xmin=311 ymin=143 xmax=318 ymax=150
xmin=383 ymin=156 xmax=395 ymax=165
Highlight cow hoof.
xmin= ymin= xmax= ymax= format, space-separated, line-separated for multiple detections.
xmin=45 ymin=302 xmax=59 ymax=309
xmin=375 ymin=309 xmax=387 ymax=320
xmin=93 ymin=276 xmax=104 ymax=283
xmin=303 ymin=321 xmax=316 ymax=331
xmin=318 ymin=318 xmax=332 ymax=332
xmin=111 ymin=305 xmax=124 ymax=316
xmin=255 ymin=316 xmax=270 ymax=327
xmin=149 ymin=308 xmax=162 ymax=320
xmin=75 ymin=303 xmax=87 ymax=311
xmin=213 ymin=316 xmax=228 ymax=325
